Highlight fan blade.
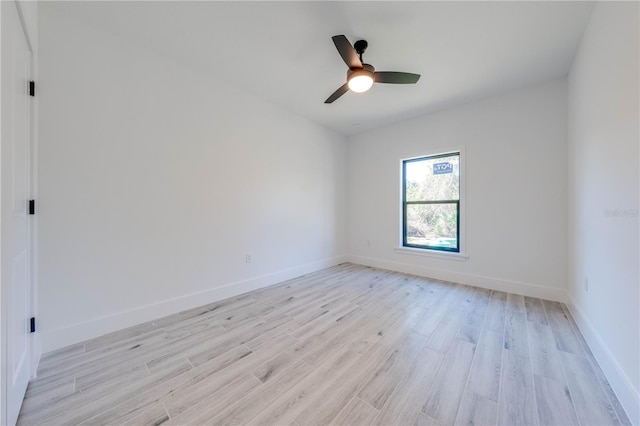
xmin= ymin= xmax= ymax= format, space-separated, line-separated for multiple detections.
xmin=332 ymin=35 xmax=362 ymax=69
xmin=374 ymin=72 xmax=420 ymax=84
xmin=325 ymin=83 xmax=349 ymax=104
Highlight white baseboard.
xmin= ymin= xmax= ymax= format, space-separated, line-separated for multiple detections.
xmin=346 ymin=254 xmax=567 ymax=302
xmin=566 ymin=297 xmax=640 ymax=425
xmin=41 ymin=255 xmax=348 ymax=353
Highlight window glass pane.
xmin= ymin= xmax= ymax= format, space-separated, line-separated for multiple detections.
xmin=405 ymin=154 xmax=459 ymax=202
xmin=406 ymin=203 xmax=458 ymax=250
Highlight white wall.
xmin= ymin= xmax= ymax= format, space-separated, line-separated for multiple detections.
xmin=37 ymin=5 xmax=347 ymax=352
xmin=347 ymin=79 xmax=568 ymax=301
xmin=567 ymin=2 xmax=640 ymax=423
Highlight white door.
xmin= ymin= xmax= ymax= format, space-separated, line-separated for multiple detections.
xmin=1 ymin=1 xmax=33 ymax=425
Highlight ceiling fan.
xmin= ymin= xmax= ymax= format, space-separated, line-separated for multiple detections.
xmin=325 ymin=35 xmax=421 ymax=104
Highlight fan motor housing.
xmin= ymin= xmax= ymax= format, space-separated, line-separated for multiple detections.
xmin=347 ymin=63 xmax=375 ymax=79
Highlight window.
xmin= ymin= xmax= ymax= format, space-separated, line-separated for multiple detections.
xmin=402 ymin=152 xmax=460 ymax=252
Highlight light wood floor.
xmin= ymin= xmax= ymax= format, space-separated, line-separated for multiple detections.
xmin=18 ymin=263 xmax=630 ymax=426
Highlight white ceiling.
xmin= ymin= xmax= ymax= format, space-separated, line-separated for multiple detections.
xmin=46 ymin=1 xmax=594 ymax=136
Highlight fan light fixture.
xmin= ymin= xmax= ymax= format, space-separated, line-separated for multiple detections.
xmin=347 ymin=65 xmax=375 ymax=93
xmin=348 ymin=71 xmax=374 ymax=93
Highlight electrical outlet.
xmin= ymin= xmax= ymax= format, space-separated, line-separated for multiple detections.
xmin=245 ymin=253 xmax=252 ymax=263
xmin=584 ymin=277 xmax=589 ymax=292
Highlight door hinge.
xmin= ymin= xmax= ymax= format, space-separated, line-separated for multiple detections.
xmin=29 ymin=81 xmax=35 ymax=97
xmin=30 ymin=317 xmax=36 ymax=333
xmin=28 ymin=199 xmax=35 ymax=215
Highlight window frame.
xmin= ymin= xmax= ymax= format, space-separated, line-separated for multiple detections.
xmin=400 ymin=150 xmax=464 ymax=256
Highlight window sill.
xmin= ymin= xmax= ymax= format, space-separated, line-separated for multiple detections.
xmin=394 ymin=247 xmax=469 ymax=261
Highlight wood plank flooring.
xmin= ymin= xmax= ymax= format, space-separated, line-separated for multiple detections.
xmin=18 ymin=263 xmax=631 ymax=425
